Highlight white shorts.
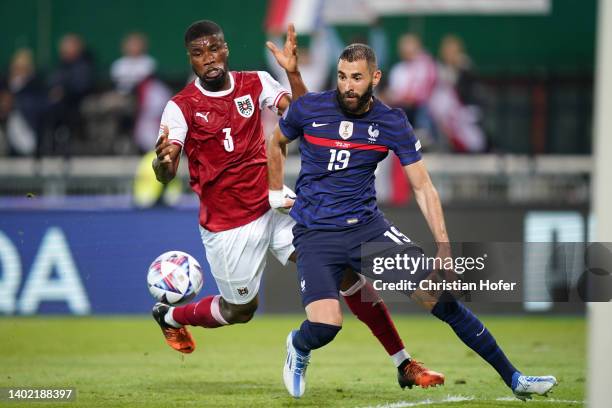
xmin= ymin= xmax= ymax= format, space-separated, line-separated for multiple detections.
xmin=199 ymin=209 xmax=295 ymax=304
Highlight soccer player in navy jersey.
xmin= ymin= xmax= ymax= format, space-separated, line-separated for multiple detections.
xmin=268 ymin=43 xmax=557 ymax=399
xmin=151 ymin=20 xmax=444 ymax=390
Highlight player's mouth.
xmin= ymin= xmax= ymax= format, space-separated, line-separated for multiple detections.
xmin=343 ymin=95 xmax=359 ymax=104
xmin=204 ymin=67 xmax=224 ymax=79
xmin=343 ymin=92 xmax=360 ymax=101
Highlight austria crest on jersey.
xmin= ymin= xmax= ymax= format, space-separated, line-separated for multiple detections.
xmin=234 ymin=95 xmax=254 ymax=118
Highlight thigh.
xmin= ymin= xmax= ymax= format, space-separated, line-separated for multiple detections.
xmin=347 ymin=217 xmax=411 ymax=273
xmin=199 ymin=213 xmax=272 ymax=305
xmin=293 ymin=226 xmax=347 ymax=308
xmin=348 ymin=218 xmax=432 ymax=297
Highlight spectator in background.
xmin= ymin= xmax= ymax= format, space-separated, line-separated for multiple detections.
xmin=0 ymin=48 xmax=46 ymax=156
xmin=46 ymin=34 xmax=95 ymax=156
xmin=385 ymin=34 xmax=437 ymax=147
xmin=111 ymin=32 xmax=157 ymax=94
xmin=108 ymin=32 xmax=169 ymax=153
xmin=132 ymin=71 xmax=171 ymax=153
xmin=437 ymin=35 xmax=476 ymax=106
xmin=428 ymin=34 xmax=486 ymax=152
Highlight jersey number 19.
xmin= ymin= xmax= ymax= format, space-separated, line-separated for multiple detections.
xmin=328 ymin=149 xmax=350 ymax=171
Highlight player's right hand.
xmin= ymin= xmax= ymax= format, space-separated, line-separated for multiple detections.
xmin=269 ymin=185 xmax=296 ymax=214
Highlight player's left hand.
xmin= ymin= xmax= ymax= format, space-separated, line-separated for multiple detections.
xmin=266 ymin=23 xmax=298 ymax=73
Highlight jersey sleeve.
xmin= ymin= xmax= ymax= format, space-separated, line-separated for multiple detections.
xmin=158 ymin=100 xmax=188 ymax=147
xmin=387 ymin=110 xmax=422 ymax=166
xmin=278 ymin=96 xmax=305 ymax=141
xmin=257 ymin=71 xmax=290 ymax=114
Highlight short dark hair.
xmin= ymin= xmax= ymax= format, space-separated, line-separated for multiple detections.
xmin=338 ymin=43 xmax=377 ymax=72
xmin=184 ymin=20 xmax=224 ymax=46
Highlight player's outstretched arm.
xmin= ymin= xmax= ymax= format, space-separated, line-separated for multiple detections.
xmin=266 ymin=23 xmax=308 ymax=101
xmin=404 ymin=161 xmax=451 ymax=259
xmin=267 ymin=125 xmax=294 ymax=209
xmin=152 ymin=125 xmax=181 ymax=184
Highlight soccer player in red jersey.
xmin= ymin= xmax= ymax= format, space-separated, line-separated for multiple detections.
xmin=151 ymin=20 xmax=443 ymax=390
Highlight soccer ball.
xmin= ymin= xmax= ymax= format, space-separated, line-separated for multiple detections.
xmin=147 ymin=250 xmax=204 ymax=305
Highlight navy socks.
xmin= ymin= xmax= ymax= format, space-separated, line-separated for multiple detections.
xmin=292 ymin=320 xmax=341 ymax=353
xmin=431 ymin=296 xmax=518 ymax=387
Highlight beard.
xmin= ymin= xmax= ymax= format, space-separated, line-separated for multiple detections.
xmin=195 ymin=65 xmax=228 ymax=92
xmin=336 ymin=82 xmax=374 ymax=114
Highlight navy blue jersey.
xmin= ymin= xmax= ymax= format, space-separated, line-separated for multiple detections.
xmin=279 ymin=90 xmax=422 ymax=230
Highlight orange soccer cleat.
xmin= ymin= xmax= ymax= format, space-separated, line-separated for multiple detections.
xmin=398 ymin=360 xmax=445 ymax=389
xmin=152 ymin=303 xmax=196 ymax=353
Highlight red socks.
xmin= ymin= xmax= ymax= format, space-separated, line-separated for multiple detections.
xmin=341 ymin=276 xmax=409 ymax=365
xmin=172 ymin=295 xmax=229 ymax=328
xmin=171 ymin=279 xmax=409 ymax=367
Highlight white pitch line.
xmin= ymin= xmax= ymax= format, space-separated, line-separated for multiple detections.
xmin=495 ymin=396 xmax=585 ymax=404
xmin=361 ymin=395 xmax=474 ymax=408
xmin=362 ymin=395 xmax=585 ymax=408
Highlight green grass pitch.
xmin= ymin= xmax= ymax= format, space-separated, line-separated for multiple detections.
xmin=0 ymin=315 xmax=584 ymax=407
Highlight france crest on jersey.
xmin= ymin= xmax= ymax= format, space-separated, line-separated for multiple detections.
xmin=279 ymin=90 xmax=422 ymax=230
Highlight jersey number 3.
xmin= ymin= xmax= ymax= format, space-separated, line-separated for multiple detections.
xmin=328 ymin=149 xmax=350 ymax=171
xmin=222 ymin=128 xmax=234 ymax=152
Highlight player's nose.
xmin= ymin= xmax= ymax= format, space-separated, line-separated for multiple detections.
xmin=339 ymin=83 xmax=351 ymax=93
xmin=201 ymin=52 xmax=215 ymax=66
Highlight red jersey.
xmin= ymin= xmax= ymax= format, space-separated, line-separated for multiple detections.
xmin=159 ymin=71 xmax=289 ymax=232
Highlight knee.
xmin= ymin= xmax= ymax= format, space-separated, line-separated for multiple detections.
xmin=305 ymin=299 xmax=343 ymax=326
xmin=223 ymin=302 xmax=258 ymax=324
xmin=232 ymin=309 xmax=256 ymax=324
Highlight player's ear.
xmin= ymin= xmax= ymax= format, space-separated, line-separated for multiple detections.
xmin=372 ymin=69 xmax=382 ymax=88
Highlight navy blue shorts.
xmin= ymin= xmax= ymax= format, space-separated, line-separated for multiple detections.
xmin=292 ymin=215 xmax=422 ymax=307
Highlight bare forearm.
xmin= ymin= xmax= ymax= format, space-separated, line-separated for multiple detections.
xmin=286 ymin=71 xmax=307 ymax=100
xmin=267 ymin=137 xmax=286 ymax=191
xmin=414 ymin=185 xmax=449 ymax=243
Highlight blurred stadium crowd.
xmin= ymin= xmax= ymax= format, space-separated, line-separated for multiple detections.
xmin=0 ymin=0 xmax=594 ymax=207
xmin=0 ymin=32 xmax=169 ymax=157
xmin=0 ymin=28 xmax=486 ymax=157
xmin=0 ymin=23 xmax=591 ymax=159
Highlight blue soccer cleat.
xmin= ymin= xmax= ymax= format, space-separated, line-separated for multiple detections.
xmin=283 ymin=330 xmax=311 ymax=398
xmin=511 ymin=372 xmax=558 ymax=401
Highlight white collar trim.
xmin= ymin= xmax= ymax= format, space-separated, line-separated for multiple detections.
xmin=195 ymin=72 xmax=235 ymax=97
